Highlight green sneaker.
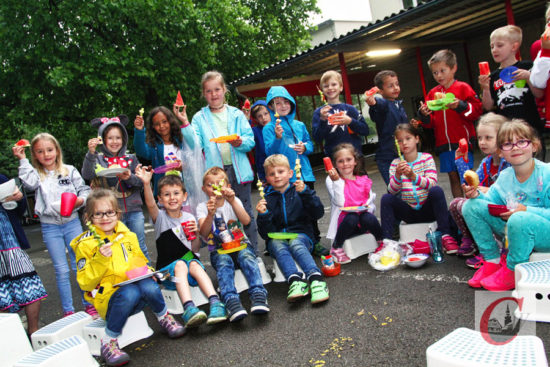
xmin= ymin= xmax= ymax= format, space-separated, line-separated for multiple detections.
xmin=310 ymin=280 xmax=329 ymax=304
xmin=287 ymin=280 xmax=309 ymax=302
xmin=312 ymin=242 xmax=330 ymax=257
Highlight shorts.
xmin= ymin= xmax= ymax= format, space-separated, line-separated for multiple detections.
xmin=439 ymin=151 xmax=474 ymax=173
xmin=159 ymin=258 xmax=204 ymax=289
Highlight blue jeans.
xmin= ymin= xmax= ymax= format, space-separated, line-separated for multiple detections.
xmin=121 ymin=211 xmax=149 ymax=261
xmin=267 ymin=234 xmax=321 ymax=282
xmin=104 ymin=278 xmax=167 ymax=338
xmin=41 ymin=218 xmax=90 ymax=313
xmin=210 ymin=247 xmax=266 ymax=303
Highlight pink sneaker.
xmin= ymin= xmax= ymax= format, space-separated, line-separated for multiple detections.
xmin=85 ymin=305 xmax=100 ymax=320
xmin=466 ymin=254 xmax=484 ymax=268
xmin=63 ymin=311 xmax=75 ymax=318
xmin=330 ymin=247 xmax=351 ymax=264
xmin=481 ymin=266 xmax=515 ymax=291
xmin=441 ymin=235 xmax=459 ymax=254
xmin=468 ymin=262 xmax=501 ymax=288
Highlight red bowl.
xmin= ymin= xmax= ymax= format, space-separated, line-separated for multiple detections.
xmin=488 ymin=204 xmax=508 ymax=217
xmin=321 ymin=262 xmax=341 ymax=277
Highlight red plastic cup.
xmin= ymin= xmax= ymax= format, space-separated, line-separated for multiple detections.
xmin=478 ymin=62 xmax=490 ymax=75
xmin=60 ymin=192 xmax=77 ymax=217
xmin=323 ymin=157 xmax=333 ymax=171
xmin=181 ymin=221 xmax=197 ymax=241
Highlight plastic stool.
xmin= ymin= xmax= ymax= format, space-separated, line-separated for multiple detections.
xmin=529 ymin=252 xmax=550 ymax=262
xmin=82 ymin=311 xmax=153 ymax=356
xmin=399 ymin=221 xmax=437 ymax=243
xmin=1 ymin=313 xmax=33 ymax=366
xmin=14 ymin=335 xmax=98 ymax=367
xmin=426 ymin=327 xmax=547 ymax=367
xmin=31 ymin=311 xmax=92 ymax=350
xmin=342 ymin=233 xmax=378 ymax=260
xmin=272 ymin=260 xmax=303 ymax=283
xmin=512 ymin=259 xmax=550 ymax=323
xmin=161 ymin=286 xmax=209 ymax=315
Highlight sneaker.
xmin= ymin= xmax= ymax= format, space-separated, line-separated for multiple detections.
xmin=159 ymin=314 xmax=186 ymax=338
xmin=313 ymin=242 xmax=330 ymax=257
xmin=206 ymin=301 xmax=228 ymax=325
xmin=330 ymin=247 xmax=351 ymax=264
xmin=466 ymin=254 xmax=484 ymax=268
xmin=85 ymin=305 xmax=100 ymax=320
xmin=468 ymin=262 xmax=501 ymax=288
xmin=101 ymin=338 xmax=130 ymax=366
xmin=287 ymin=280 xmax=309 ymax=302
xmin=63 ymin=311 xmax=75 ymax=318
xmin=441 ymin=235 xmax=459 ymax=254
xmin=457 ymin=238 xmax=476 ymax=257
xmin=182 ymin=306 xmax=207 ymax=328
xmin=225 ymin=298 xmax=248 ymax=322
xmin=310 ymin=280 xmax=329 ymax=304
xmin=250 ymin=292 xmax=270 ymax=314
xmin=481 ymin=266 xmax=515 ymax=291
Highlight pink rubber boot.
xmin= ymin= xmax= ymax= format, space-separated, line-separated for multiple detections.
xmin=481 ymin=266 xmax=515 ymax=291
xmin=468 ymin=262 xmax=501 ymax=288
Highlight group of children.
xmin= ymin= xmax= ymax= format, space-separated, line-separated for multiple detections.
xmin=3 ymin=18 xmax=550 ymax=367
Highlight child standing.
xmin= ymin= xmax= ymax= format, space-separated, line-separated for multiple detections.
xmin=449 ymin=113 xmax=511 ymax=263
xmin=312 ymin=70 xmax=369 ymax=158
xmin=72 ymin=189 xmax=185 ymax=366
xmin=366 ymin=70 xmax=409 ymax=185
xmin=419 ymin=49 xmax=483 ymax=198
xmin=381 ymin=124 xmax=457 ymax=252
xmin=463 ymin=120 xmax=550 ymax=291
xmin=197 ymin=167 xmax=269 ymax=322
xmin=187 ymin=71 xmax=258 ymax=255
xmin=325 ymin=143 xmax=382 ymax=264
xmin=256 ymin=155 xmax=329 ymax=304
xmin=135 ymin=167 xmax=227 ymax=327
xmin=250 ymin=100 xmax=271 ymax=182
xmin=13 ymin=133 xmax=95 ymax=317
xmin=82 ymin=115 xmax=149 ymax=260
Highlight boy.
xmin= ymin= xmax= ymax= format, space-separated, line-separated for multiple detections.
xmin=135 ymin=167 xmax=227 ymax=327
xmin=366 ymin=70 xmax=408 ymax=185
xmin=312 ymin=70 xmax=370 ymax=158
xmin=250 ymin=100 xmax=271 ymax=182
xmin=419 ymin=49 xmax=483 ymax=199
xmin=256 ymin=154 xmax=329 ymax=304
xmin=197 ymin=167 xmax=269 ymax=322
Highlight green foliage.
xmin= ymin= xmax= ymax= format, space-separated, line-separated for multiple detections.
xmin=0 ymin=0 xmax=318 ymax=173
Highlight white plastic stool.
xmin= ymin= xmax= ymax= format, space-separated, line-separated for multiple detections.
xmin=234 ymin=257 xmax=272 ymax=293
xmin=14 ymin=335 xmax=98 ymax=367
xmin=31 ymin=311 xmax=92 ymax=350
xmin=342 ymin=233 xmax=378 ymax=260
xmin=529 ymin=252 xmax=550 ymax=262
xmin=82 ymin=311 xmax=153 ymax=356
xmin=272 ymin=260 xmax=303 ymax=283
xmin=1 ymin=313 xmax=33 ymax=366
xmin=161 ymin=286 xmax=209 ymax=315
xmin=399 ymin=221 xmax=437 ymax=243
xmin=426 ymin=327 xmax=548 ymax=367
xmin=512 ymin=259 xmax=550 ymax=323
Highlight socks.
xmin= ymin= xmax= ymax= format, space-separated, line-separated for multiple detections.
xmin=288 ymin=274 xmax=302 ymax=284
xmin=156 ymin=311 xmax=169 ymax=321
xmin=208 ymin=295 xmax=220 ymax=305
xmin=101 ymin=336 xmax=118 ymax=345
xmin=308 ymin=273 xmax=323 ymax=283
xmin=183 ymin=300 xmax=196 ymax=311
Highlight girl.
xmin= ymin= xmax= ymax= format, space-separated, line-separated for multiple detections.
xmin=12 ymin=133 xmax=95 ymax=317
xmin=186 ymin=71 xmax=258 ymax=254
xmin=82 ymin=115 xmax=149 ymax=260
xmin=71 ymin=189 xmax=185 ymax=366
xmin=250 ymin=100 xmax=271 ymax=183
xmin=449 ymin=113 xmax=511 ymax=265
xmin=325 ymin=143 xmax=381 ymax=264
xmin=380 ymin=124 xmax=457 ymax=250
xmin=133 ymin=105 xmax=205 ymax=212
xmin=0 ymin=174 xmax=47 ymax=335
xmin=463 ymin=120 xmax=550 ymax=292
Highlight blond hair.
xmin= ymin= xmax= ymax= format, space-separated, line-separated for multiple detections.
xmin=497 ymin=119 xmax=540 ymax=153
xmin=30 ymin=133 xmax=68 ymax=179
xmin=477 ymin=112 xmax=508 ymax=135
xmin=263 ymin=154 xmax=290 ymax=170
xmin=546 ymin=3 xmax=550 ymax=22
xmin=320 ymin=70 xmax=343 ymax=87
xmin=490 ymin=25 xmax=522 ymax=45
xmin=84 ymin=189 xmax=121 ymax=222
xmin=428 ymin=49 xmax=457 ymax=68
xmin=201 ymin=70 xmax=227 ymax=94
xmin=202 ymin=166 xmax=229 ymax=185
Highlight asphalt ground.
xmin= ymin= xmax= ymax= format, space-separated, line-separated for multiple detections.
xmin=19 ymin=151 xmax=550 ymax=366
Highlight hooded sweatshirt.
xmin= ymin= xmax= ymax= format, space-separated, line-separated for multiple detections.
xmin=251 ymin=100 xmax=269 ymax=180
xmin=264 ymin=86 xmax=315 ymax=182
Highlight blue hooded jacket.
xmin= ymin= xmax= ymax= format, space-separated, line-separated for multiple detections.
xmin=264 ymin=86 xmax=315 ymax=182
xmin=251 ymin=100 xmax=269 ymax=181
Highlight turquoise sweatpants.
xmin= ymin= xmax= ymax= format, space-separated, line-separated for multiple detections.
xmin=463 ymin=198 xmax=550 ymax=270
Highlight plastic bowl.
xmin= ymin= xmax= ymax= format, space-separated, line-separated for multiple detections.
xmin=125 ymin=266 xmax=149 ymax=280
xmin=321 ymin=262 xmax=341 ymax=277
xmin=488 ymin=204 xmax=508 ymax=217
xmin=404 ymin=253 xmax=429 ymax=268
xmin=0 ymin=179 xmax=16 ymax=202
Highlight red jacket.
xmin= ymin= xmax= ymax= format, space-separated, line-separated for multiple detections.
xmin=424 ymin=80 xmax=482 ymax=154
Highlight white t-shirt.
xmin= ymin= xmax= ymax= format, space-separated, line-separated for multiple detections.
xmin=163 ymin=144 xmax=183 ymax=164
xmin=196 ymin=198 xmax=242 ymax=224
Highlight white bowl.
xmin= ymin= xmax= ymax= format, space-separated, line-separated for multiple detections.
xmin=404 ymin=253 xmax=429 ymax=268
xmin=0 ymin=179 xmax=16 ymax=202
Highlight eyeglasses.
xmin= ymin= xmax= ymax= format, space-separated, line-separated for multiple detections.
xmin=500 ymin=139 xmax=531 ymax=151
xmin=91 ymin=210 xmax=117 ymax=219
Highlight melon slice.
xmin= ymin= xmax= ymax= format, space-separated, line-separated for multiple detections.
xmin=14 ymin=139 xmax=30 ymax=147
xmin=175 ymin=91 xmax=184 ymax=107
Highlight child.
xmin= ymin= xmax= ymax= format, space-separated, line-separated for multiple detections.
xmin=462 ymin=120 xmax=550 ymax=291
xmin=13 ymin=133 xmax=95 ymax=317
xmin=325 ymin=143 xmax=382 ymax=264
xmin=419 ymin=49 xmax=483 ymax=198
xmin=449 ymin=113 xmax=511 ymax=264
xmin=197 ymin=167 xmax=269 ymax=322
xmin=72 ymin=189 xmax=185 ymax=366
xmin=250 ymin=100 xmax=270 ymax=182
xmin=133 ymin=106 xmax=205 ymax=211
xmin=135 ymin=167 xmax=227 ymax=327
xmin=187 ymin=71 xmax=258 ymax=254
xmin=256 ymin=154 xmax=329 ymax=304
xmin=366 ymin=70 xmax=409 ymax=185
xmin=312 ymin=70 xmax=369 ymax=158
xmin=82 ymin=115 xmax=149 ymax=260
xmin=380 ymin=124 xmax=457 ymax=252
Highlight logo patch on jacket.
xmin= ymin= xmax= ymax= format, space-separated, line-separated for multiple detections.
xmin=77 ymin=258 xmax=86 ymax=271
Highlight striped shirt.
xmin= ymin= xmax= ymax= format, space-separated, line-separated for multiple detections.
xmin=388 ymin=152 xmax=438 ymax=209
